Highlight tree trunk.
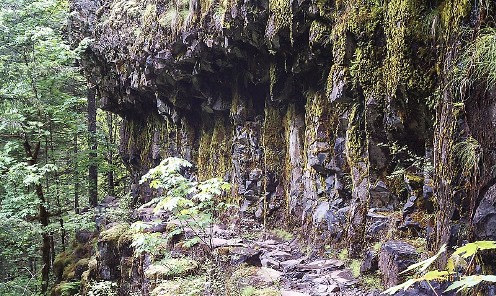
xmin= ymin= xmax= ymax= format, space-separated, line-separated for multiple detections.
xmin=106 ymin=112 xmax=115 ymax=196
xmin=23 ymin=140 xmax=50 ymax=294
xmin=433 ymin=45 xmax=458 ymax=267
xmin=74 ymin=133 xmax=80 ymax=214
xmin=88 ymin=83 xmax=98 ymax=207
xmin=38 ymin=183 xmax=51 ymax=295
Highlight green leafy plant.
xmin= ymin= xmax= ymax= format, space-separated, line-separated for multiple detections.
xmin=453 ymin=137 xmax=480 ymax=178
xmin=86 ymin=281 xmax=118 ymax=296
xmin=59 ymin=281 xmax=81 ymax=296
xmin=384 ymin=241 xmax=496 ymax=295
xmin=133 ymin=157 xmax=233 ymax=252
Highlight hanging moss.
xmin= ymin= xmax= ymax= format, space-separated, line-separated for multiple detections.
xmin=309 ymin=20 xmax=331 ymax=47
xmin=197 ymin=115 xmax=232 ymax=181
xmin=384 ymin=0 xmax=434 ymax=100
xmin=269 ymin=62 xmax=277 ymax=100
xmin=440 ymin=0 xmax=471 ymax=33
xmin=345 ymin=104 xmax=364 ymax=163
xmin=349 ymin=44 xmax=384 ymax=98
xmin=262 ymin=104 xmax=285 ymax=176
xmin=269 ymin=0 xmax=292 ymax=36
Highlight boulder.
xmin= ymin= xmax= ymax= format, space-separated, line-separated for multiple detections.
xmin=378 ymin=241 xmax=418 ymax=288
xmin=230 ymin=247 xmax=262 ymax=267
xmin=474 ymin=183 xmax=496 ymax=240
xmin=360 ymin=250 xmax=378 ymax=274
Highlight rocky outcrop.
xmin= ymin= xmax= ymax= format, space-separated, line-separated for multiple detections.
xmin=70 ymin=0 xmax=496 ymax=272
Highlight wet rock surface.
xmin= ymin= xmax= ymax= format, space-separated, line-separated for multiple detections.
xmin=68 ymin=0 xmax=496 ymax=295
xmin=378 ymin=241 xmax=418 ymax=288
xmin=474 ymin=183 xmax=496 ymax=240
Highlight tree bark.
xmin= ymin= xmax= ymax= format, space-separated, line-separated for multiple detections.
xmin=106 ymin=112 xmax=115 ymax=196
xmin=23 ymin=139 xmax=50 ymax=294
xmin=74 ymin=133 xmax=80 ymax=214
xmin=434 ymin=45 xmax=458 ymax=268
xmin=88 ymin=83 xmax=98 ymax=207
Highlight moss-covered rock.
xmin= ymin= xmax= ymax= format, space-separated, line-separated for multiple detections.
xmin=150 ymin=275 xmax=206 ymax=296
xmin=99 ymin=223 xmax=130 ymax=243
xmin=70 ymin=0 xmax=496 ymax=288
xmin=145 ymin=257 xmax=198 ymax=280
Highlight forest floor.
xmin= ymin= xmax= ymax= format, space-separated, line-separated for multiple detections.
xmin=152 ymin=215 xmax=384 ymax=296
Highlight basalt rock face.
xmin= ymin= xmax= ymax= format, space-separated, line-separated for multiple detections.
xmin=70 ymin=0 xmax=496 ymax=258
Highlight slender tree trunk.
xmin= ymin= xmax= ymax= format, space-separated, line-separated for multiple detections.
xmin=55 ymin=181 xmax=65 ymax=252
xmin=74 ymin=133 xmax=80 ymax=214
xmin=106 ymin=112 xmax=115 ymax=196
xmin=37 ymin=183 xmax=51 ymax=295
xmin=88 ymin=83 xmax=98 ymax=207
xmin=23 ymin=140 xmax=50 ymax=294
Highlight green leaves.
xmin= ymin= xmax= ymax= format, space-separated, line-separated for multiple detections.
xmin=384 ymin=241 xmax=496 ymax=295
xmin=384 ymin=270 xmax=452 ymax=294
xmin=401 ymin=244 xmax=447 ymax=274
xmin=136 ymin=157 xmax=234 ymax=251
xmin=452 ymin=241 xmax=496 ymax=258
xmin=23 ymin=163 xmax=58 ymax=186
xmin=445 ymin=275 xmax=496 ymax=293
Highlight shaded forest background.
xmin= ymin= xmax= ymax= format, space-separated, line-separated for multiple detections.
xmin=0 ymin=1 xmax=128 ymax=294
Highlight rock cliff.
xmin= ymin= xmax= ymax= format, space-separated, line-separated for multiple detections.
xmin=70 ymin=0 xmax=496 ymax=273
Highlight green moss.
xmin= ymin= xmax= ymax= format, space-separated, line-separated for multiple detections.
xmin=158 ymin=0 xmax=190 ymax=36
xmin=269 ymin=63 xmax=277 ymax=99
xmin=145 ymin=257 xmax=198 ymax=280
xmin=338 ymin=248 xmax=349 ymax=261
xmin=241 ymin=286 xmax=281 ymax=296
xmin=103 ymin=0 xmax=142 ymax=30
xmin=99 ymin=223 xmax=130 ymax=242
xmin=384 ymin=0 xmax=435 ymax=100
xmin=349 ymin=44 xmax=384 ymax=98
xmin=80 ymin=270 xmax=90 ymax=293
xmin=350 ymin=259 xmax=361 ymax=278
xmin=440 ymin=0 xmax=471 ymax=32
xmin=329 ymin=0 xmax=435 ymax=108
xmin=52 ymin=281 xmax=81 ymax=296
xmin=197 ymin=115 xmax=231 ymax=181
xmin=227 ymin=265 xmax=283 ymax=294
xmin=262 ymin=104 xmax=286 ymax=224
xmin=63 ymin=266 xmax=76 ymax=280
xmin=404 ymin=173 xmax=424 ymax=186
xmin=269 ymin=0 xmax=292 ymax=34
xmin=309 ymin=20 xmax=331 ymax=47
xmin=362 ymin=274 xmax=384 ymax=290
xmin=231 ymin=265 xmax=259 ymax=279
xmin=345 ymin=103 xmax=364 ymax=162
xmin=263 ymin=104 xmax=285 ymax=176
xmin=61 ymin=258 xmax=89 ymax=280
xmin=88 ymin=257 xmax=98 ymax=274
xmin=270 ymin=228 xmax=293 ymax=241
xmin=283 ymin=105 xmax=295 ymax=216
xmin=117 ymin=228 xmax=134 ymax=250
xmin=150 ymin=275 xmax=206 ymax=296
xmin=54 ymin=251 xmax=74 ymax=274
xmin=200 ymin=0 xmax=213 ymax=16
